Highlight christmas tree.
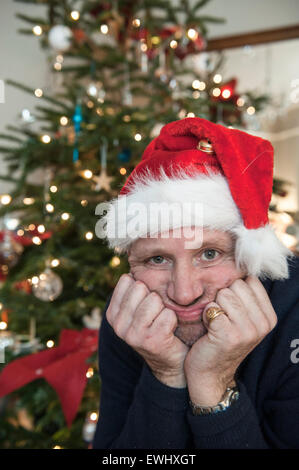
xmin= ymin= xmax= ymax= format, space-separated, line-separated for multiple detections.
xmin=0 ymin=0 xmax=271 ymax=449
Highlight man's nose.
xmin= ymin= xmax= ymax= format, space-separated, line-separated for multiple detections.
xmin=166 ymin=263 xmax=205 ymax=307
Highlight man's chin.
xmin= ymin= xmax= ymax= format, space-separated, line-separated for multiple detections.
xmin=174 ymin=321 xmax=207 ymax=347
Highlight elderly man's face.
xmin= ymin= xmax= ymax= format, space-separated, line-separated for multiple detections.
xmin=127 ymin=227 xmax=245 ymax=347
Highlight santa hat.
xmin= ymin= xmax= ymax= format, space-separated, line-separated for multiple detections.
xmin=101 ymin=117 xmax=292 ymax=280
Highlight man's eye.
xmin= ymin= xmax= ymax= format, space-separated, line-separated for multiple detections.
xmin=148 ymin=256 xmax=165 ymax=265
xmin=201 ymin=249 xmax=219 ymax=261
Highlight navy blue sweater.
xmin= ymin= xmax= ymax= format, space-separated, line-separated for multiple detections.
xmin=92 ymin=256 xmax=299 ymax=449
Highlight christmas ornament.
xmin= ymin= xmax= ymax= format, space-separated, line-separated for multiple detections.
xmin=0 ymin=231 xmax=23 ymax=276
xmin=93 ymin=140 xmax=113 ymax=192
xmin=117 ymin=148 xmax=131 ymax=162
xmin=32 ymin=268 xmax=63 ymax=302
xmin=0 ymin=328 xmax=98 ymax=427
xmin=72 ymin=103 xmax=83 ymax=163
xmin=48 ymin=25 xmax=72 ymax=52
xmin=83 ymin=307 xmax=102 ymax=330
xmin=93 ymin=169 xmax=113 ymax=192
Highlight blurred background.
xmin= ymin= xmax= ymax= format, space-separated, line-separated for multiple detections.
xmin=0 ymin=0 xmax=298 ymax=449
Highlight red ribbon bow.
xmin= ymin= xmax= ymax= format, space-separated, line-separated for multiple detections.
xmin=0 ymin=328 xmax=98 ymax=427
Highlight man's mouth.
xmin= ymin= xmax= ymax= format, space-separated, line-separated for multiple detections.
xmin=165 ymin=304 xmax=208 ymax=322
xmin=175 ymin=309 xmax=204 ymax=322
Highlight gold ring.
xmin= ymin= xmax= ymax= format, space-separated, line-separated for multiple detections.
xmin=206 ymin=306 xmax=226 ymax=325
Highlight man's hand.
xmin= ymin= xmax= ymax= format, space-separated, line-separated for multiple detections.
xmin=184 ymin=276 xmax=278 ymax=406
xmin=106 ymin=273 xmax=189 ymax=388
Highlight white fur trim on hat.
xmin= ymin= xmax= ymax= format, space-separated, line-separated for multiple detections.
xmin=100 ymin=166 xmax=292 ymax=280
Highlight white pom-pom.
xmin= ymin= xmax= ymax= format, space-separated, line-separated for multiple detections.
xmin=48 ymin=25 xmax=72 ymax=52
xmin=232 ymin=224 xmax=292 ymax=280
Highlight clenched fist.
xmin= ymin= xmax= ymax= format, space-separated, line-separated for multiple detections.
xmin=106 ymin=273 xmax=189 ymax=387
xmin=184 ymin=276 xmax=278 ymax=406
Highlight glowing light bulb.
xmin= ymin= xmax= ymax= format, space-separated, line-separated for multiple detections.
xmin=83 ymin=170 xmax=93 ymax=179
xmin=32 ymin=236 xmax=42 ymax=245
xmin=37 ymin=224 xmax=45 ymax=233
xmin=23 ymin=197 xmax=35 ymax=205
xmin=187 ymin=112 xmax=195 ymax=118
xmin=46 ymin=203 xmax=54 ymax=213
xmin=111 ymin=256 xmax=121 ymax=267
xmin=222 ymin=89 xmax=231 ymax=99
xmin=213 ymin=74 xmax=222 ymax=84
xmin=134 ymin=133 xmax=142 ymax=141
xmin=187 ymin=28 xmax=198 ymax=41
xmin=1 ymin=194 xmax=12 ymax=205
xmin=50 ymin=185 xmax=57 ymax=193
xmin=237 ymin=97 xmax=245 ymax=107
xmin=119 ymin=167 xmax=127 ymax=175
xmin=32 ymin=25 xmax=42 ymax=36
xmin=100 ymin=24 xmax=109 ymax=34
xmin=70 ymin=10 xmax=80 ymax=20
xmin=192 ymin=79 xmax=201 ymax=90
xmin=0 ymin=321 xmax=7 ymax=330
xmin=81 ymin=200 xmax=88 ymax=207
xmin=34 ymin=88 xmax=43 ymax=98
xmin=212 ymin=87 xmax=221 ymax=97
xmin=151 ymin=36 xmax=161 ymax=45
xmin=54 ymin=62 xmax=62 ymax=71
xmin=51 ymin=259 xmax=60 ymax=268
xmin=61 ymin=212 xmax=70 ymax=221
xmin=90 ymin=412 xmax=98 ymax=421
xmin=85 ymin=231 xmax=93 ymax=240
xmin=86 ymin=367 xmax=94 ymax=378
xmin=47 ymin=340 xmax=54 ymax=348
xmin=247 ymin=106 xmax=256 ymax=115
xmin=31 ymin=276 xmax=39 ymax=285
xmin=132 ymin=18 xmax=141 ymax=27
xmin=41 ymin=134 xmax=51 ymax=144
xmin=170 ymin=40 xmax=178 ymax=49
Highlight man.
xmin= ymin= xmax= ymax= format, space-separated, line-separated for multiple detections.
xmin=92 ymin=117 xmax=299 ymax=449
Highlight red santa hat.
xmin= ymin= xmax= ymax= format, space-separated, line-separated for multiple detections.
xmin=101 ymin=117 xmax=292 ymax=280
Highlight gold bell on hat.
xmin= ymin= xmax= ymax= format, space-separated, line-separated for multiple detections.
xmin=197 ymin=139 xmax=215 ymax=154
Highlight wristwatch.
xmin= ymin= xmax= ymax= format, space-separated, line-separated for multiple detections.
xmin=189 ymin=385 xmax=240 ymax=415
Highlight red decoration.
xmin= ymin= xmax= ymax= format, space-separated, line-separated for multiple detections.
xmin=0 ymin=229 xmax=51 ymax=247
xmin=209 ymin=78 xmax=242 ymax=123
xmin=72 ymin=28 xmax=87 ymax=45
xmin=0 ymin=328 xmax=98 ymax=427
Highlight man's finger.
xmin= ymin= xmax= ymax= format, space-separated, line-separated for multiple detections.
xmin=202 ymin=301 xmax=230 ymax=331
xmin=245 ymin=276 xmax=277 ymax=328
xmin=106 ymin=273 xmax=135 ymax=324
xmin=228 ymin=278 xmax=269 ymax=332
